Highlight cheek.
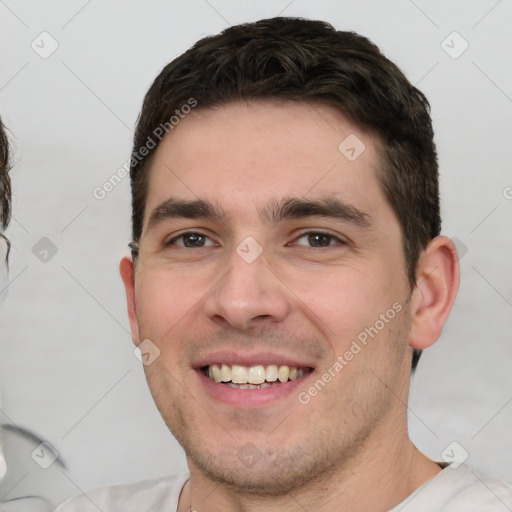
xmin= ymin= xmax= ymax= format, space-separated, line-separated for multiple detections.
xmin=283 ymin=266 xmax=391 ymax=336
xmin=134 ymin=268 xmax=208 ymax=338
xmin=282 ymin=264 xmax=409 ymax=369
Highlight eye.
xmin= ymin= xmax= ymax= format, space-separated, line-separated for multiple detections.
xmin=167 ymin=232 xmax=216 ymax=248
xmin=292 ymin=232 xmax=345 ymax=248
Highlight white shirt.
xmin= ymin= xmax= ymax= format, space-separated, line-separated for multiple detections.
xmin=56 ymin=464 xmax=512 ymax=511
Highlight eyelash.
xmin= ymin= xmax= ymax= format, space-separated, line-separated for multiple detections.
xmin=291 ymin=232 xmax=346 ymax=248
xmin=165 ymin=231 xmax=217 ymax=248
xmin=165 ymin=231 xmax=346 ymax=249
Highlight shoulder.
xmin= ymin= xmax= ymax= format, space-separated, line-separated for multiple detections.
xmin=56 ymin=473 xmax=189 ymax=511
xmin=445 ymin=465 xmax=512 ymax=509
xmin=396 ymin=464 xmax=512 ymax=511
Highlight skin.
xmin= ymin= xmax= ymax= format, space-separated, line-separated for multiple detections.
xmin=120 ymin=101 xmax=459 ymax=512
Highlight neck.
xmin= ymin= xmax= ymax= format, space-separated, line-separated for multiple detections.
xmin=178 ymin=420 xmax=442 ymax=512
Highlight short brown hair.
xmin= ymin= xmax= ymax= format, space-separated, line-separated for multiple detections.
xmin=130 ymin=17 xmax=441 ymax=367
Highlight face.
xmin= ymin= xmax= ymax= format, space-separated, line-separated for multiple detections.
xmin=122 ymin=101 xmax=415 ymax=494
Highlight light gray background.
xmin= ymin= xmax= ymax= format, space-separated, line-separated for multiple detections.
xmin=0 ymin=0 xmax=511 ymax=507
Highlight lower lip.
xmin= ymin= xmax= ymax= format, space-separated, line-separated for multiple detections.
xmin=195 ymin=369 xmax=313 ymax=407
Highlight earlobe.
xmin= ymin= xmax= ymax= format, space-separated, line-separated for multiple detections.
xmin=409 ymin=236 xmax=460 ymax=350
xmin=119 ymin=256 xmax=140 ymax=346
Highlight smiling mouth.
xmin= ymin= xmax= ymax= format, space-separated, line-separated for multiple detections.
xmin=202 ymin=364 xmax=313 ymax=389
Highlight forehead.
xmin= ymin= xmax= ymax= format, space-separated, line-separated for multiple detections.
xmin=144 ymin=101 xmax=388 ymax=225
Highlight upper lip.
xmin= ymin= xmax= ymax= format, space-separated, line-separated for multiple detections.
xmin=192 ymin=350 xmax=316 ymax=369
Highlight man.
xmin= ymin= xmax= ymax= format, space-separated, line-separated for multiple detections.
xmin=58 ymin=17 xmax=512 ymax=511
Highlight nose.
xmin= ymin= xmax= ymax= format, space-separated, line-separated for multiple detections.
xmin=203 ymin=245 xmax=292 ymax=331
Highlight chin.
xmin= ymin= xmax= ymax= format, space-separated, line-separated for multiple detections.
xmin=191 ymin=452 xmax=316 ymax=495
xmin=180 ymin=436 xmax=345 ymax=497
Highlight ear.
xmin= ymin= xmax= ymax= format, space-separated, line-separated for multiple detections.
xmin=120 ymin=256 xmax=140 ymax=346
xmin=409 ymin=236 xmax=460 ymax=350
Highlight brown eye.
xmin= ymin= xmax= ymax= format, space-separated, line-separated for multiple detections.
xmin=294 ymin=232 xmax=343 ymax=248
xmin=168 ymin=232 xmax=215 ymax=248
xmin=307 ymin=233 xmax=332 ymax=247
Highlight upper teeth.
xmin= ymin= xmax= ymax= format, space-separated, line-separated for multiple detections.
xmin=207 ymin=364 xmax=306 ymax=384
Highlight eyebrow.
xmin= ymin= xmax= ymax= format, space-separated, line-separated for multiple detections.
xmin=261 ymin=197 xmax=372 ymax=228
xmin=147 ymin=199 xmax=228 ymax=231
xmin=146 ymin=196 xmax=372 ymax=232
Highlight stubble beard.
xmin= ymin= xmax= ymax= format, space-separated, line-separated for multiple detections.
xmin=143 ymin=315 xmax=411 ymax=498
